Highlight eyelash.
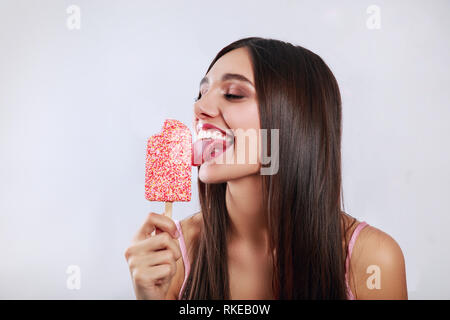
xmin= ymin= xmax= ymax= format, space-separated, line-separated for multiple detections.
xmin=194 ymin=93 xmax=244 ymax=102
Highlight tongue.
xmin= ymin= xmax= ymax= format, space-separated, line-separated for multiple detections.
xmin=192 ymin=139 xmax=227 ymax=166
xmin=192 ymin=139 xmax=213 ymax=166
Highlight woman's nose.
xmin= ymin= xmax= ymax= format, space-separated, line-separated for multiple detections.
xmin=194 ymin=89 xmax=221 ymax=119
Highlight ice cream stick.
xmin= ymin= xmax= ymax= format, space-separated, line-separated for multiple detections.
xmin=165 ymin=201 xmax=173 ymax=218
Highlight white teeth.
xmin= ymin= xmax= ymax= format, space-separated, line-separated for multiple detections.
xmin=195 ymin=122 xmax=234 ymax=145
xmin=196 ymin=129 xmax=227 ymax=141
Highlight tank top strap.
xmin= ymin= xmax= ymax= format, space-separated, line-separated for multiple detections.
xmin=174 ymin=220 xmax=190 ymax=299
xmin=345 ymin=221 xmax=369 ymax=299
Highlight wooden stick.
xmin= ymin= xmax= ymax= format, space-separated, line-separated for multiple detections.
xmin=165 ymin=201 xmax=173 ymax=218
xmin=151 ymin=202 xmax=174 ymax=237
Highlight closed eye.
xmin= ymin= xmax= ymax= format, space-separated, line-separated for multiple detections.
xmin=194 ymin=93 xmax=244 ymax=102
xmin=224 ymin=93 xmax=244 ymax=100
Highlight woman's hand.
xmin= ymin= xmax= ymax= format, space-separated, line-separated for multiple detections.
xmin=125 ymin=212 xmax=181 ymax=300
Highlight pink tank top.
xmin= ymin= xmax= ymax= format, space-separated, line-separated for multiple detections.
xmin=174 ymin=220 xmax=368 ymax=300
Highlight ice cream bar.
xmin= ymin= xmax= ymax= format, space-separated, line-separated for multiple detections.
xmin=145 ymin=119 xmax=192 ymax=217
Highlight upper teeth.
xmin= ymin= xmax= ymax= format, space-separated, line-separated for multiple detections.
xmin=196 ymin=130 xmax=227 ymax=140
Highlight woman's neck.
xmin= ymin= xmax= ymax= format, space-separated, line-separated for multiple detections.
xmin=225 ymin=174 xmax=268 ymax=251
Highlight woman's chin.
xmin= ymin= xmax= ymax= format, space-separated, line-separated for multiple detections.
xmin=198 ymin=160 xmax=261 ymax=184
xmin=198 ymin=160 xmax=231 ymax=184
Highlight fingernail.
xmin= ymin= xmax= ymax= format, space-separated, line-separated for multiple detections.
xmin=173 ymin=230 xmax=180 ymax=238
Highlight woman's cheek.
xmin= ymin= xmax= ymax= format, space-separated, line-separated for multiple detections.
xmin=223 ymin=101 xmax=260 ymax=133
xmin=224 ymin=102 xmax=261 ymax=165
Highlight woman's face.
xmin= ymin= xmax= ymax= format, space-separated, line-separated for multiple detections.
xmin=193 ymin=47 xmax=261 ymax=184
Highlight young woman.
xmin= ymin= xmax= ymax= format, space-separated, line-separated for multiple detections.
xmin=125 ymin=37 xmax=408 ymax=300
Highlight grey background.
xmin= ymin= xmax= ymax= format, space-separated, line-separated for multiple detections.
xmin=1 ymin=0 xmax=449 ymax=299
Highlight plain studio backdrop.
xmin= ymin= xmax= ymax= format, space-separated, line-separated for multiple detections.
xmin=0 ymin=0 xmax=449 ymax=299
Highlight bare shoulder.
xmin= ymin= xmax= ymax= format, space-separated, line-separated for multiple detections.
xmin=349 ymin=221 xmax=408 ymax=299
xmin=179 ymin=211 xmax=203 ymax=256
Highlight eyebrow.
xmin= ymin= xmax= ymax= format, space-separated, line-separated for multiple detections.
xmin=199 ymin=73 xmax=254 ymax=88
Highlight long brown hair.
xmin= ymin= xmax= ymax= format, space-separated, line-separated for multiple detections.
xmin=181 ymin=37 xmax=356 ymax=299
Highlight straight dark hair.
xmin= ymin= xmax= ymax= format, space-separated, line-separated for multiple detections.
xmin=180 ymin=37 xmax=356 ymax=299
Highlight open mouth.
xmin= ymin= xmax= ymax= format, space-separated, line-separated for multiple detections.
xmin=192 ymin=124 xmax=234 ymax=166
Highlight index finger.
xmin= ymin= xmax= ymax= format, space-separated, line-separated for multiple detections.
xmin=133 ymin=212 xmax=179 ymax=242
